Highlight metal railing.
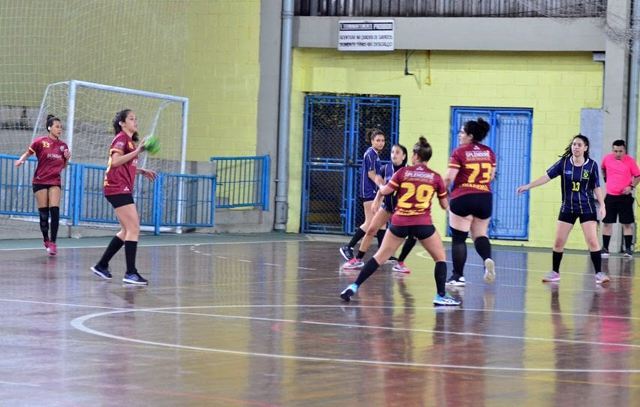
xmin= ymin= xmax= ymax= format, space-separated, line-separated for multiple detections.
xmin=0 ymin=154 xmax=216 ymax=235
xmin=210 ymin=155 xmax=270 ymax=210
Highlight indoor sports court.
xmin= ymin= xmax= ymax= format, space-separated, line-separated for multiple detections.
xmin=2 ymin=234 xmax=639 ymax=405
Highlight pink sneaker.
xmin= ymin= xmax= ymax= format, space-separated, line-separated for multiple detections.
xmin=343 ymin=258 xmax=364 ymax=270
xmin=44 ymin=240 xmax=50 ymax=252
xmin=542 ymin=271 xmax=560 ymax=283
xmin=392 ymin=261 xmax=411 ymax=273
xmin=47 ymin=242 xmax=57 ymax=256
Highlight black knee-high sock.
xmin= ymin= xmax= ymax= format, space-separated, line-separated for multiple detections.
xmin=49 ymin=206 xmax=60 ymax=243
xmin=434 ymin=261 xmax=447 ymax=296
xmin=602 ymin=234 xmax=611 ymax=251
xmin=124 ymin=240 xmax=138 ymax=274
xmin=376 ymin=229 xmax=386 ymax=247
xmin=590 ymin=250 xmax=602 ymax=273
xmin=552 ymin=251 xmax=563 ymax=273
xmin=354 ymin=257 xmax=380 ymax=286
xmin=474 ymin=236 xmax=492 ymax=261
xmin=624 ymin=235 xmax=633 ymax=251
xmin=398 ymin=238 xmax=417 ymax=262
xmin=348 ymin=228 xmax=366 ymax=248
xmin=450 ymin=228 xmax=468 ymax=277
xmin=97 ymin=236 xmax=124 ymax=268
xmin=38 ymin=207 xmax=49 ymax=241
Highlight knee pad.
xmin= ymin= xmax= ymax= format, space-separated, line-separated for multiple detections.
xmin=450 ymin=227 xmax=468 ymax=244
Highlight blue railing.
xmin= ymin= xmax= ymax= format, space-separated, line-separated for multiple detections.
xmin=209 ymin=155 xmax=270 ymax=210
xmin=0 ymin=154 xmax=216 ymax=235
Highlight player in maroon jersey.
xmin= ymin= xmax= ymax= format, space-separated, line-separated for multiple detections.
xmin=340 ymin=137 xmax=461 ymax=306
xmin=90 ymin=109 xmax=156 ymax=285
xmin=15 ymin=115 xmax=71 ymax=256
xmin=444 ymin=118 xmax=497 ymax=287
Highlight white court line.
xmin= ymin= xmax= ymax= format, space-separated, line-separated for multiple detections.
xmin=0 ymin=239 xmax=305 ymax=252
xmin=70 ymin=305 xmax=640 ymax=373
xmin=0 ymin=380 xmax=40 ymax=387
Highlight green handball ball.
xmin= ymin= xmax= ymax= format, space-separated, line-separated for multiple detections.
xmin=143 ymin=135 xmax=160 ymax=155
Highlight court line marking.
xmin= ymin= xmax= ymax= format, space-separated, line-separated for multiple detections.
xmin=70 ymin=305 xmax=640 ymax=373
xmin=0 ymin=239 xmax=306 ymax=252
xmin=3 ymin=298 xmax=639 ymax=321
xmin=415 ymin=250 xmax=636 ymax=278
xmin=0 ymin=380 xmax=40 ymax=388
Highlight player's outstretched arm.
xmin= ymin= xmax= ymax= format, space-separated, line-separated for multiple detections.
xmin=516 ymin=174 xmax=551 ymax=194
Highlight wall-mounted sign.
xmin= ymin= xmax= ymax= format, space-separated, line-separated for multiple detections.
xmin=338 ymin=20 xmax=394 ymax=51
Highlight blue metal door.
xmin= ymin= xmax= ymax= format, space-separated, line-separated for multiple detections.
xmin=302 ymin=95 xmax=399 ymax=234
xmin=450 ymin=107 xmax=532 ymax=239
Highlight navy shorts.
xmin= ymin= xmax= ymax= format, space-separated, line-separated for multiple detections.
xmin=558 ymin=211 xmax=598 ymax=224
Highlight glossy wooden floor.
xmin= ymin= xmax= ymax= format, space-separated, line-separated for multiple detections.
xmin=1 ymin=233 xmax=639 ymax=406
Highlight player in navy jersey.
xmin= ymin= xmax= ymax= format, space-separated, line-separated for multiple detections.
xmin=15 ymin=115 xmax=71 ymax=256
xmin=444 ymin=118 xmax=497 ymax=286
xmin=340 ymin=137 xmax=460 ymax=306
xmin=347 ymin=144 xmax=418 ymax=272
xmin=90 ymin=109 xmax=156 ymax=286
xmin=517 ymin=134 xmax=609 ymax=284
xmin=340 ymin=128 xmax=385 ymax=264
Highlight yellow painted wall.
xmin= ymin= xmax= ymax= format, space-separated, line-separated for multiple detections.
xmin=185 ymin=0 xmax=261 ymax=161
xmin=0 ymin=0 xmax=261 ymax=161
xmin=288 ymin=49 xmax=603 ymax=249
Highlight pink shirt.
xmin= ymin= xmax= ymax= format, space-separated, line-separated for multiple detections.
xmin=601 ymin=153 xmax=640 ymax=195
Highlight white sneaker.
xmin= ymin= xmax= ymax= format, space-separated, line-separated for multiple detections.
xmin=445 ymin=275 xmax=466 ymax=286
xmin=483 ymin=258 xmax=496 ymax=283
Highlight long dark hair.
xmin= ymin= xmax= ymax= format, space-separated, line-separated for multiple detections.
xmin=46 ymin=114 xmax=60 ymax=133
xmin=113 ymin=109 xmax=139 ymax=142
xmin=393 ymin=143 xmax=408 ymax=167
xmin=561 ymin=134 xmax=590 ymax=160
xmin=413 ymin=137 xmax=432 ymax=162
xmin=463 ymin=117 xmax=490 ymax=142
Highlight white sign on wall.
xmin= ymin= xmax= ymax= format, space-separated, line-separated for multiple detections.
xmin=338 ymin=20 xmax=394 ymax=51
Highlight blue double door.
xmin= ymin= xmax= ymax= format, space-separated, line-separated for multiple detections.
xmin=301 ymin=95 xmax=399 ymax=234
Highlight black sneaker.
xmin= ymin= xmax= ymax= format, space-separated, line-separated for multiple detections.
xmin=601 ymin=248 xmax=609 ymax=258
xmin=91 ymin=265 xmax=112 ymax=280
xmin=339 ymin=245 xmax=354 ymax=261
xmin=123 ymin=271 xmax=148 ymax=285
xmin=624 ymin=249 xmax=634 ymax=258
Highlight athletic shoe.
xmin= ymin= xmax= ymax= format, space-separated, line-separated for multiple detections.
xmin=483 ymin=258 xmax=496 ymax=283
xmin=392 ymin=261 xmax=411 ymax=274
xmin=47 ymin=242 xmax=57 ymax=256
xmin=623 ymin=249 xmax=634 ymax=258
xmin=601 ymin=248 xmax=609 ymax=258
xmin=445 ymin=275 xmax=466 ymax=286
xmin=340 ymin=283 xmax=358 ymax=302
xmin=91 ymin=265 xmax=112 ymax=280
xmin=43 ymin=240 xmax=50 ymax=252
xmin=385 ymin=256 xmax=398 ymax=265
xmin=542 ymin=271 xmax=560 ymax=283
xmin=339 ymin=245 xmax=354 ymax=261
xmin=433 ymin=293 xmax=461 ymax=306
xmin=123 ymin=271 xmax=148 ymax=286
xmin=595 ymin=271 xmax=610 ymax=284
xmin=343 ymin=258 xmax=364 ymax=270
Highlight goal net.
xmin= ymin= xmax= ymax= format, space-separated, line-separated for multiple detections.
xmin=34 ymin=80 xmax=188 ymax=174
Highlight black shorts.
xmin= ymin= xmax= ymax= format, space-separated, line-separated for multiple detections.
xmin=389 ymin=224 xmax=436 ymax=240
xmin=603 ymin=194 xmax=634 ymax=224
xmin=32 ymin=184 xmax=59 ymax=193
xmin=449 ymin=193 xmax=493 ymax=219
xmin=558 ymin=211 xmax=598 ymax=224
xmin=382 ymin=195 xmax=395 ymax=213
xmin=105 ymin=194 xmax=135 ymax=209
